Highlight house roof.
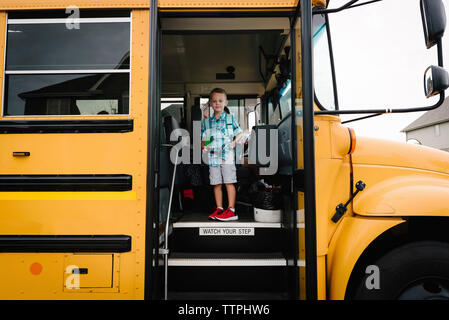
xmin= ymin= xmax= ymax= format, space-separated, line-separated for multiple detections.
xmin=402 ymin=97 xmax=449 ymax=132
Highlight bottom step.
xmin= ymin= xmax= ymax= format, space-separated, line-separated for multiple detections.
xmin=168 ymin=265 xmax=288 ymax=293
xmin=168 ymin=291 xmax=289 ymax=300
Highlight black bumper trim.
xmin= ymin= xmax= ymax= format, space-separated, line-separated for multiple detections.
xmin=0 ymin=174 xmax=132 ymax=191
xmin=0 ymin=119 xmax=133 ymax=134
xmin=0 ymin=235 xmax=132 ymax=252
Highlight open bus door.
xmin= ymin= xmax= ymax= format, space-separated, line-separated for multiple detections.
xmin=145 ymin=1 xmax=317 ymax=300
xmin=291 ymin=0 xmax=318 ymax=300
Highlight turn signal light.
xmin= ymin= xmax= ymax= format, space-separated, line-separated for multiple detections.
xmin=348 ymin=128 xmax=356 ymax=154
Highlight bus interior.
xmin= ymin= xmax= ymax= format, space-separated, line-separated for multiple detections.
xmin=159 ymin=16 xmax=296 ymax=233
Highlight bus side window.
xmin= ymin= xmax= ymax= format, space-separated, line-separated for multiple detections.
xmin=5 ymin=14 xmax=131 ymax=116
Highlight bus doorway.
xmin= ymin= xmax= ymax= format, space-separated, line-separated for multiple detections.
xmin=155 ymin=14 xmax=301 ymax=300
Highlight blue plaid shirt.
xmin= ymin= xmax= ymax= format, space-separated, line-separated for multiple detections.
xmin=201 ymin=112 xmax=242 ymax=167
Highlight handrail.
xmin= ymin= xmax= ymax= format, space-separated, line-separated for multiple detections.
xmin=160 ymin=143 xmax=180 ymax=300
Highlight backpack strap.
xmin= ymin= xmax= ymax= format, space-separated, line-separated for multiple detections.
xmin=204 ymin=116 xmax=211 ymax=131
xmin=225 ymin=113 xmax=234 ymax=138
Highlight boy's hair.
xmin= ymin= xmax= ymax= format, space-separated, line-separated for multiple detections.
xmin=209 ymin=87 xmax=227 ymax=100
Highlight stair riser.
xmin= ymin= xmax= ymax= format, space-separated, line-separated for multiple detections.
xmin=170 ymin=228 xmax=285 ymax=253
xmin=167 ymin=266 xmax=288 ymax=292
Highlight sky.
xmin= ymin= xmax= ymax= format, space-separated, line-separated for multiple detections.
xmin=320 ymin=0 xmax=449 ymax=142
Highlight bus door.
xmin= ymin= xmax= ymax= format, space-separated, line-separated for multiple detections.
xmin=155 ymin=10 xmax=303 ymax=300
xmin=147 ymin=0 xmax=164 ymax=300
xmin=291 ymin=0 xmax=318 ymax=300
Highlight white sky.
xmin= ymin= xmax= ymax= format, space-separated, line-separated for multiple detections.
xmin=320 ymin=0 xmax=449 ymax=142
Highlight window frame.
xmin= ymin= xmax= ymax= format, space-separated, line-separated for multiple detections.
xmin=2 ymin=13 xmax=132 ymax=118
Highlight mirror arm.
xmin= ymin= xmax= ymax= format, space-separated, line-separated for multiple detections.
xmin=313 ymin=0 xmax=359 ymax=14
xmin=315 ymin=91 xmax=445 ymax=115
xmin=313 ymin=0 xmax=383 ymax=15
xmin=437 ymin=39 xmax=444 ymax=67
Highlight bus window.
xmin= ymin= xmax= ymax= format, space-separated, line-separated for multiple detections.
xmin=226 ymin=98 xmax=245 ymax=129
xmin=269 ymin=104 xmax=281 ymax=125
xmin=161 ymin=97 xmax=184 ymax=125
xmin=313 ymin=12 xmax=336 ymax=110
xmin=279 ymin=80 xmax=291 ymax=119
xmin=248 ymin=111 xmax=256 ymax=132
xmin=4 ymin=15 xmax=131 ymax=116
xmin=267 ymin=98 xmax=274 ymax=121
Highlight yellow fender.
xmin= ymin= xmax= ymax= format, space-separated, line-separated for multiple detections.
xmin=327 ymin=216 xmax=404 ymax=300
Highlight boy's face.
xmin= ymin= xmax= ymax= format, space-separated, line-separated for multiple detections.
xmin=210 ymin=92 xmax=227 ymax=115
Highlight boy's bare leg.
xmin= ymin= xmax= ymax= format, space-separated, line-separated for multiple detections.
xmin=225 ymin=183 xmax=236 ymax=209
xmin=213 ymin=184 xmax=223 ymax=208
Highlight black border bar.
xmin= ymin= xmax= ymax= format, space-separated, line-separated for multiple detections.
xmin=0 ymin=174 xmax=132 ymax=191
xmin=160 ymin=9 xmax=294 ymax=18
xmin=0 ymin=235 xmax=131 ymax=252
xmin=0 ymin=119 xmax=133 ymax=134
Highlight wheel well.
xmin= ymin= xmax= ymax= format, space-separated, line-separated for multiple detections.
xmin=345 ymin=216 xmax=449 ymax=299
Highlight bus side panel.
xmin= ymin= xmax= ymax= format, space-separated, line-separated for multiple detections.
xmin=0 ymin=9 xmax=149 ymax=299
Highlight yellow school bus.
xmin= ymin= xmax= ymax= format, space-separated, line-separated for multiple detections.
xmin=0 ymin=0 xmax=448 ymax=300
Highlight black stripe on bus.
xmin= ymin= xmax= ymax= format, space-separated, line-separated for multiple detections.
xmin=0 ymin=174 xmax=132 ymax=191
xmin=8 ymin=10 xmax=131 ymax=19
xmin=0 ymin=119 xmax=133 ymax=134
xmin=159 ymin=10 xmax=294 ymax=18
xmin=0 ymin=235 xmax=131 ymax=253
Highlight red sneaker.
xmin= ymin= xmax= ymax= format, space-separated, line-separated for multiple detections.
xmin=215 ymin=208 xmax=238 ymax=221
xmin=209 ymin=207 xmax=223 ymax=220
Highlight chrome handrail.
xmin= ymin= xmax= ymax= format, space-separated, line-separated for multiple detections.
xmin=159 ymin=143 xmax=180 ymax=300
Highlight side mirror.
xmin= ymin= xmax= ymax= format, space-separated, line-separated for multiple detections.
xmin=424 ymin=65 xmax=449 ymax=98
xmin=420 ymin=0 xmax=446 ymax=49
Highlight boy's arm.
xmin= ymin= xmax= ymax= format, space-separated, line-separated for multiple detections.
xmin=201 ymin=119 xmax=206 ymax=151
xmin=230 ymin=132 xmax=243 ymax=149
xmin=230 ymin=114 xmax=243 ymax=149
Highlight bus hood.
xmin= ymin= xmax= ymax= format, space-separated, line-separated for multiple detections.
xmin=351 ymin=136 xmax=449 ymax=175
xmin=351 ymin=137 xmax=449 ymax=217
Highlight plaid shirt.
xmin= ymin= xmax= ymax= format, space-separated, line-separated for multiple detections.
xmin=201 ymin=112 xmax=242 ymax=167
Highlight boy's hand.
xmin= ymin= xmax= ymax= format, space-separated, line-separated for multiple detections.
xmin=231 ymin=133 xmax=243 ymax=150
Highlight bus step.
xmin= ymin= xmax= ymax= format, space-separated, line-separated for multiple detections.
xmin=168 ymin=291 xmax=289 ymax=300
xmin=170 ymin=220 xmax=285 ymax=253
xmin=167 ymin=252 xmax=288 ymax=293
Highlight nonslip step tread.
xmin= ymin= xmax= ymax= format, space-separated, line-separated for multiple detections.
xmin=168 ymin=291 xmax=289 ymax=300
xmin=173 ymin=214 xmax=280 ymax=228
xmin=167 ymin=252 xmax=286 ymax=266
xmin=173 ymin=221 xmax=282 ymax=228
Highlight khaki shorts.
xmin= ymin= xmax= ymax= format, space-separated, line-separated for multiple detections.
xmin=209 ymin=164 xmax=237 ymax=185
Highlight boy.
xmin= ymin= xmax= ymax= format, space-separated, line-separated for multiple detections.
xmin=201 ymin=88 xmax=243 ymax=221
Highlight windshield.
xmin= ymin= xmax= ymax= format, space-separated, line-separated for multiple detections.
xmin=315 ymin=0 xmax=441 ymax=112
xmin=312 ymin=0 xmax=446 ymax=142
xmin=313 ymin=12 xmax=336 ymax=110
